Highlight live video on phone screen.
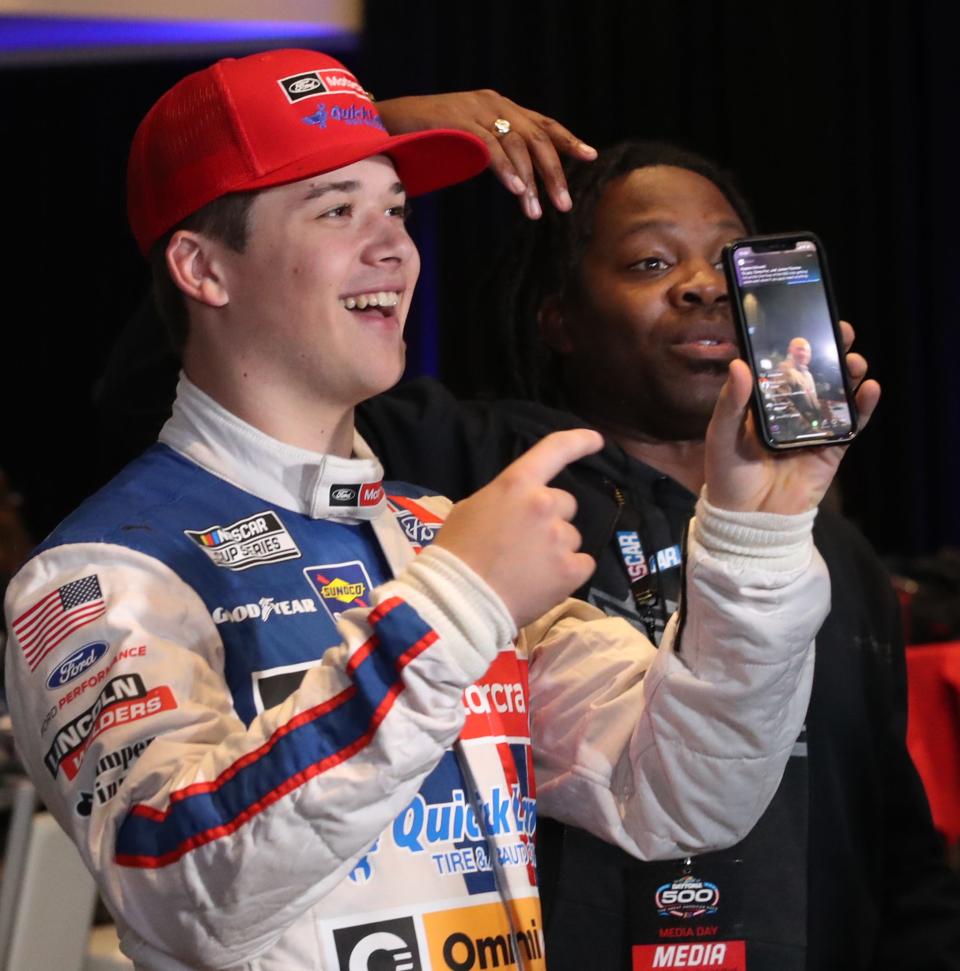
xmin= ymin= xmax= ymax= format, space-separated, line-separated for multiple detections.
xmin=732 ymin=241 xmax=853 ymax=444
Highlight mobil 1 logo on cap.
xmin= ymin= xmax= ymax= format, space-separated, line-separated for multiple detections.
xmin=278 ymin=71 xmax=329 ymax=102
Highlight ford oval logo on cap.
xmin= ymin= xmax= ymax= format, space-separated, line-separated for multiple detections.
xmin=46 ymin=641 xmax=109 ymax=690
xmin=290 ymin=77 xmax=322 ymax=94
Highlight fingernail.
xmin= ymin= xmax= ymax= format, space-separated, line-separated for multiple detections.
xmin=578 ymin=142 xmax=598 ymax=158
xmin=528 ymin=194 xmax=542 ymax=219
xmin=509 ymin=174 xmax=526 ymax=194
xmin=557 ymin=189 xmax=572 ymax=210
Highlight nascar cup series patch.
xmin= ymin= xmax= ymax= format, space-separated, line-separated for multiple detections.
xmin=184 ymin=510 xmax=301 ymax=571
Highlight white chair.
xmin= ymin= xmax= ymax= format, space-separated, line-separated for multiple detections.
xmin=0 ymin=778 xmax=98 ymax=971
xmin=0 ymin=776 xmax=133 ymax=970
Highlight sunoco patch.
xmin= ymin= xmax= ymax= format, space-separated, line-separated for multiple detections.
xmin=303 ymin=560 xmax=373 ymax=621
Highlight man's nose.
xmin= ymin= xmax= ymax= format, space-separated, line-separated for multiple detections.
xmin=362 ymin=214 xmax=417 ymax=265
xmin=669 ymin=263 xmax=728 ymax=308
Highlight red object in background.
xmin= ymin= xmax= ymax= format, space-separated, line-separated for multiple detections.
xmin=906 ymin=641 xmax=960 ymax=846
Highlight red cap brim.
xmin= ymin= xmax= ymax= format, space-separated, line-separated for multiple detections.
xmin=234 ymin=128 xmax=490 ymax=199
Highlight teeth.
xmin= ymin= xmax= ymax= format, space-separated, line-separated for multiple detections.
xmin=697 ymin=339 xmax=719 ymax=346
xmin=339 ymin=291 xmax=401 ymax=310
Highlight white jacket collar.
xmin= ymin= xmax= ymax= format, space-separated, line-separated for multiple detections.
xmin=158 ymin=375 xmax=386 ymax=522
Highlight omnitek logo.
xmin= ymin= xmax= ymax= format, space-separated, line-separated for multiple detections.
xmin=333 ymin=916 xmax=422 ymax=971
xmin=423 ymin=899 xmax=546 ymax=970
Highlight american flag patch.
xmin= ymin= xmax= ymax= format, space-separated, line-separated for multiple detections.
xmin=12 ymin=575 xmax=106 ymax=672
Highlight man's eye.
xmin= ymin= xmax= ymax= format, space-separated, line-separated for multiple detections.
xmin=388 ymin=201 xmax=413 ymax=220
xmin=630 ymin=257 xmax=670 ymax=272
xmin=319 ymin=204 xmax=351 ymax=219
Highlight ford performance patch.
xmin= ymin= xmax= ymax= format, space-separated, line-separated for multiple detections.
xmin=184 ymin=510 xmax=301 ymax=571
xmin=46 ymin=640 xmax=109 ymax=690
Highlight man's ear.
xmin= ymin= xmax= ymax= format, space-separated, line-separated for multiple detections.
xmin=538 ymin=294 xmax=575 ymax=354
xmin=166 ymin=230 xmax=230 ymax=308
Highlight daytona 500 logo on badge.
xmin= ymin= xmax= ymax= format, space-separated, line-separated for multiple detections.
xmin=656 ymin=875 xmax=719 ymax=919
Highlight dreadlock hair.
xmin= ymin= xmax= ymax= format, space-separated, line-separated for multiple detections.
xmin=487 ymin=140 xmax=756 ymax=405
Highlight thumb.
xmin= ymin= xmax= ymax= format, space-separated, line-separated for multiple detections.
xmin=708 ymin=359 xmax=754 ymax=451
xmin=507 ymin=428 xmax=604 ymax=485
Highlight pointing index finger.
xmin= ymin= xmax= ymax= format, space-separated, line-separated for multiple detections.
xmin=508 ymin=429 xmax=604 ymax=484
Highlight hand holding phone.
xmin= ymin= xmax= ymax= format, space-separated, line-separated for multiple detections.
xmin=722 ymin=233 xmax=857 ymax=450
xmin=704 ymin=233 xmax=880 ymax=515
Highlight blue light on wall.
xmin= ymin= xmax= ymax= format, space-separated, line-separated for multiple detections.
xmin=0 ymin=15 xmax=357 ymax=63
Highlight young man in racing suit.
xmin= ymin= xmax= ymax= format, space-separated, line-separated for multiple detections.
xmin=3 ymin=51 xmax=877 ymax=971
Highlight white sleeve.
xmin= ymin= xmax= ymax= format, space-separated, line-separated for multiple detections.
xmin=3 ymin=542 xmax=514 ymax=968
xmin=527 ymin=495 xmax=826 ymax=860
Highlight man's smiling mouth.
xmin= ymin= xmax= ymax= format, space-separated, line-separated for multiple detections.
xmin=339 ymin=291 xmax=401 ymax=312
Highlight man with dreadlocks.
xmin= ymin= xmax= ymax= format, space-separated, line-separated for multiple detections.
xmin=358 ymin=141 xmax=960 ymax=970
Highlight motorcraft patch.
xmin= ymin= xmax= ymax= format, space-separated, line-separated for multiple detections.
xmin=277 ymin=67 xmax=369 ymax=104
xmin=329 ymin=482 xmax=384 ymax=508
xmin=184 ymin=510 xmax=301 ymax=571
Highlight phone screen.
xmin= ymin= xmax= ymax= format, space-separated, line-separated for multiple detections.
xmin=729 ymin=238 xmax=854 ymax=446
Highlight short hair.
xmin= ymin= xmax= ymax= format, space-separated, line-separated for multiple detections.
xmin=150 ymin=190 xmax=257 ymax=353
xmin=489 ymin=140 xmax=756 ymax=404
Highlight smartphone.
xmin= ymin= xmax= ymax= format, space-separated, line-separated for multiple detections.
xmin=722 ymin=232 xmax=858 ymax=450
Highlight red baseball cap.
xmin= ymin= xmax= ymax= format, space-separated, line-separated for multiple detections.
xmin=127 ymin=48 xmax=490 ymax=255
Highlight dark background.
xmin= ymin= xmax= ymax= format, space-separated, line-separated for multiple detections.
xmin=2 ymin=0 xmax=958 ymax=558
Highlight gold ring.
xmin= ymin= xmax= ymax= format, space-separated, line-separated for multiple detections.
xmin=493 ymin=118 xmax=511 ymax=137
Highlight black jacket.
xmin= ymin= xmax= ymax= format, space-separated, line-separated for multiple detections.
xmin=358 ymin=378 xmax=960 ymax=971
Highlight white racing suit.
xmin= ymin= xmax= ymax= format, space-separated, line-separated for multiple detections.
xmin=4 ymin=377 xmax=828 ymax=970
